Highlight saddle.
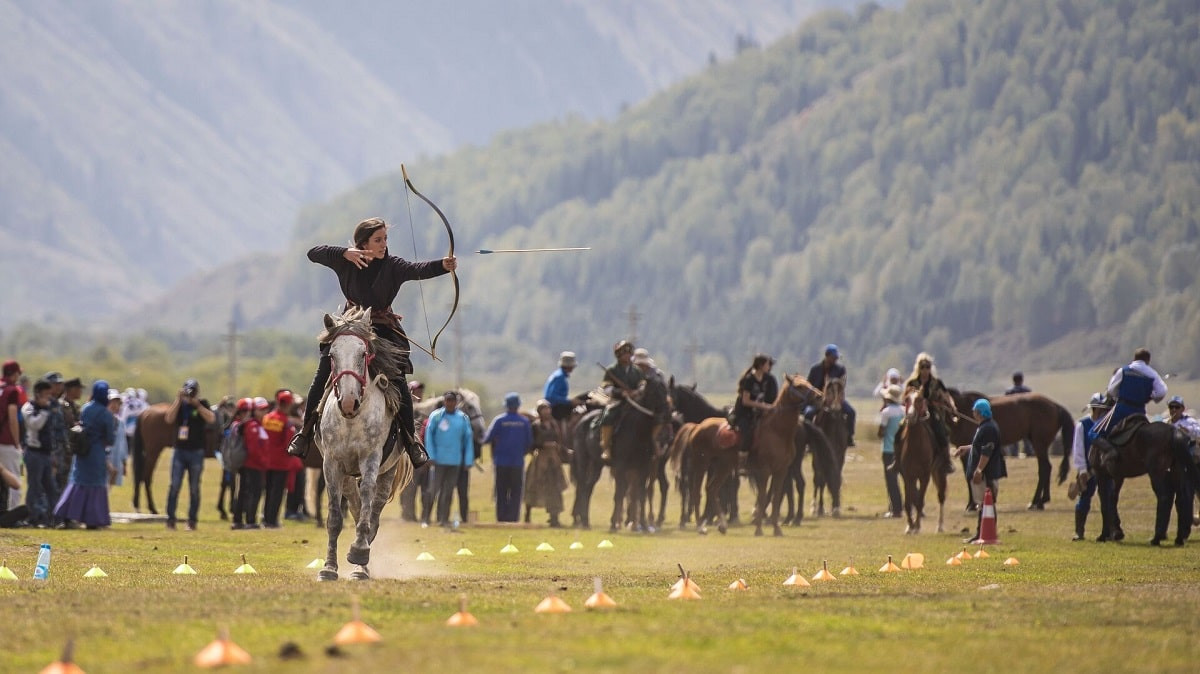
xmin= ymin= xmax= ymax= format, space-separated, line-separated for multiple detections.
xmin=1108 ymin=414 xmax=1148 ymax=448
xmin=716 ymin=423 xmax=739 ymax=449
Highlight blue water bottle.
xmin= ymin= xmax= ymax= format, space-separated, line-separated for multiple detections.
xmin=33 ymin=543 xmax=51 ymax=580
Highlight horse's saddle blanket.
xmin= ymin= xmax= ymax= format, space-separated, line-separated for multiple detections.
xmin=716 ymin=423 xmax=739 ymax=449
xmin=1109 ymin=415 xmax=1149 ymax=447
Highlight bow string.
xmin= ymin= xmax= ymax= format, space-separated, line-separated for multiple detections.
xmin=401 ymin=164 xmax=459 ymax=361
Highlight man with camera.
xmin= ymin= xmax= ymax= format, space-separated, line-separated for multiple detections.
xmin=164 ymin=378 xmax=215 ymax=531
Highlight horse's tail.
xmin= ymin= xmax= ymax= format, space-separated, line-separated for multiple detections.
xmin=1056 ymin=403 xmax=1074 ymax=485
xmin=667 ymin=422 xmax=695 ymax=475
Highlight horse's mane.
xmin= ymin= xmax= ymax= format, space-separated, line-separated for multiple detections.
xmin=317 ymin=307 xmax=406 ymax=417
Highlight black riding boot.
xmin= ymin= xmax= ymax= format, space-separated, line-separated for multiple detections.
xmin=288 ymin=352 xmax=330 ymax=459
xmin=389 ymin=381 xmax=427 ymax=469
xmin=1072 ymin=510 xmax=1087 ymax=541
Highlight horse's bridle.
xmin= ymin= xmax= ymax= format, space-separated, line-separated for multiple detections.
xmin=329 ymin=333 xmax=375 ymax=403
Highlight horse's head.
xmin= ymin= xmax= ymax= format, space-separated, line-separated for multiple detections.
xmin=904 ymin=388 xmax=927 ymax=423
xmin=321 ymin=309 xmax=377 ymax=418
xmin=779 ymin=374 xmax=811 ymax=408
xmin=822 ymin=378 xmax=846 ymax=411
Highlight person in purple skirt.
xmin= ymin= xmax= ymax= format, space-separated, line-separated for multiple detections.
xmin=54 ymin=380 xmax=117 ymax=529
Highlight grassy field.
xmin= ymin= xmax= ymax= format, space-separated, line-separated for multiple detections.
xmin=3 ymin=420 xmax=1199 ymax=672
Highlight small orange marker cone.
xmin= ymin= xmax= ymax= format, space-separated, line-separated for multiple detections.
xmin=1003 ymin=557 xmax=1020 ymax=566
xmin=193 ymin=627 xmax=251 ymax=668
xmin=333 ymin=596 xmax=382 ymax=645
xmin=445 ymin=595 xmax=478 ymax=627
xmin=900 ymin=553 xmax=924 ymax=570
xmin=534 ymin=594 xmax=572 ymax=613
xmin=728 ymin=578 xmax=749 ymax=590
xmin=972 ymin=488 xmax=1000 ymax=544
xmin=783 ymin=566 xmax=811 ymax=587
xmin=585 ymin=577 xmax=618 ymax=609
xmin=839 ymin=558 xmax=859 ymax=576
xmin=954 ymin=548 xmax=972 ymax=562
xmin=812 ymin=560 xmax=836 ymax=582
xmin=879 ymin=555 xmax=901 ymax=573
xmin=39 ymin=639 xmax=85 ymax=674
xmin=974 ymin=545 xmax=990 ymax=559
xmin=669 ymin=564 xmax=701 ymax=594
xmin=946 ymin=555 xmax=963 ymax=566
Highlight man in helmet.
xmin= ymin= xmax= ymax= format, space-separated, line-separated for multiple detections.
xmin=597 ymin=340 xmax=644 ymax=462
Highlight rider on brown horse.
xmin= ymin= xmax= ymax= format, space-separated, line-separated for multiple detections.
xmin=287 ymin=217 xmax=457 ymax=469
xmin=732 ymin=354 xmax=778 ymax=460
xmin=899 ymin=352 xmax=955 ymax=476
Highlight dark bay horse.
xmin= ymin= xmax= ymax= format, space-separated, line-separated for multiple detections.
xmin=1090 ymin=422 xmax=1198 ymax=546
xmin=898 ymin=389 xmax=947 ymax=534
xmin=782 ymin=420 xmax=837 ymax=526
xmin=132 ymin=404 xmax=220 ymax=514
xmin=606 ymin=376 xmax=672 ymax=532
xmin=811 ymin=379 xmax=848 ymax=517
xmin=750 ymin=375 xmax=808 ymax=537
xmin=949 ymin=390 xmax=1073 ymax=510
xmin=570 ymin=404 xmax=606 ymax=529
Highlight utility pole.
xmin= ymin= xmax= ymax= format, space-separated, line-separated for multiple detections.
xmin=627 ymin=304 xmax=642 ymax=345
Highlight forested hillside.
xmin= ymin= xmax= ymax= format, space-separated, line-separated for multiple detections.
xmin=122 ymin=0 xmax=1200 ymax=392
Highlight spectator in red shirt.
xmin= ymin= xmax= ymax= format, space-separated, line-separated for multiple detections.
xmin=1 ymin=360 xmax=25 ymax=512
xmin=236 ymin=398 xmax=269 ymax=529
xmin=260 ymin=396 xmax=295 ymax=528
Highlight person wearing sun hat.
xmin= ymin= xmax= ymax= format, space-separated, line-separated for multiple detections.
xmin=877 ymin=383 xmax=905 ymax=518
xmin=1069 ymin=393 xmax=1113 ymax=541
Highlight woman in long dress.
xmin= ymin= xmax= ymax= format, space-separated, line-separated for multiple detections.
xmin=55 ymin=381 xmax=117 ymax=529
xmin=524 ymin=400 xmax=568 ymax=527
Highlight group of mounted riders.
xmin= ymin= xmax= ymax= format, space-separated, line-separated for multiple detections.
xmin=295 ymin=216 xmax=1198 ymax=551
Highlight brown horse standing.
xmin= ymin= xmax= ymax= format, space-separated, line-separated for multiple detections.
xmin=668 ymin=417 xmax=739 ymax=535
xmin=750 ymin=375 xmax=808 ymax=537
xmin=811 ymin=379 xmax=848 ymax=517
xmin=132 ymin=403 xmax=220 ymax=514
xmin=898 ymin=390 xmax=948 ymax=534
xmin=1089 ymin=422 xmax=1198 ymax=546
xmin=949 ymin=390 xmax=1073 ymax=510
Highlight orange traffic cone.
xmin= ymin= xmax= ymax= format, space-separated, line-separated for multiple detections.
xmin=535 ymin=594 xmax=572 ymax=613
xmin=972 ymin=488 xmax=1000 ymax=544
xmin=839 ymin=559 xmax=859 ymax=576
xmin=954 ymin=548 xmax=972 ymax=562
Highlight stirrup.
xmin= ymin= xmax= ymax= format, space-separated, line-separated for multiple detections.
xmin=404 ymin=432 xmax=428 ymax=469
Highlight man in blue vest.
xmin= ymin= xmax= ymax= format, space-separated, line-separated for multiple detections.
xmin=804 ymin=344 xmax=857 ymax=447
xmin=1069 ymin=393 xmax=1113 ymax=541
xmin=1093 ymin=348 xmax=1168 ymax=440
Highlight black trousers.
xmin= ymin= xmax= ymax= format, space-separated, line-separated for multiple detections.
xmin=433 ymin=464 xmax=463 ymax=525
xmin=495 ymin=465 xmax=523 ymax=522
xmin=456 ymin=465 xmax=471 ymax=522
xmin=237 ymin=468 xmax=263 ymax=525
xmin=286 ymin=469 xmax=307 ymax=516
xmin=263 ymin=470 xmax=288 ymax=526
xmin=300 ymin=325 xmax=416 ymax=441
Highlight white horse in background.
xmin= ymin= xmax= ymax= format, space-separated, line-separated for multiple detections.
xmin=314 ymin=308 xmax=413 ymax=581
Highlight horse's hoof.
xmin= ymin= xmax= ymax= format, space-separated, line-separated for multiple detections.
xmin=1174 ymin=537 xmax=1187 ymax=547
xmin=831 ymin=508 xmax=841 ymax=519
xmin=1150 ymin=538 xmax=1163 ymax=546
xmin=347 ymin=546 xmax=370 ymax=566
xmin=350 ymin=568 xmax=370 ymax=581
xmin=697 ymin=526 xmax=708 ymax=535
xmin=150 ymin=508 xmax=159 ymax=515
xmin=773 ymin=528 xmax=783 ymax=537
xmin=318 ymin=568 xmax=339 ymax=582
xmin=1113 ymin=529 xmax=1126 ymax=542
xmin=718 ymin=524 xmax=727 ymax=535
xmin=754 ymin=528 xmax=763 ymax=537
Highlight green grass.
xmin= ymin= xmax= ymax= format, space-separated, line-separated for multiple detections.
xmin=3 ymin=440 xmax=1199 ymax=673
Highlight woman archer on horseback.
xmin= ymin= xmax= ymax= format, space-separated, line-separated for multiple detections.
xmin=733 ymin=354 xmax=778 ymax=459
xmin=287 ymin=217 xmax=457 ymax=469
xmin=902 ymin=352 xmax=955 ymax=476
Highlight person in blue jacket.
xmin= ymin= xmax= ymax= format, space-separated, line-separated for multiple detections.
xmin=424 ymin=391 xmax=474 ymax=527
xmin=54 ymin=380 xmax=118 ymax=529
